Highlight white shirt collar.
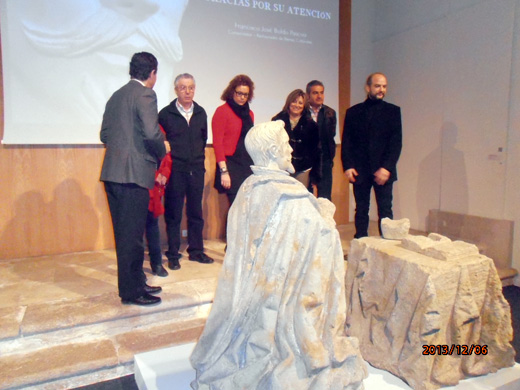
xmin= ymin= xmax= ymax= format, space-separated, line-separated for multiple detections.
xmin=176 ymin=100 xmax=194 ymax=114
xmin=131 ymin=78 xmax=146 ymax=87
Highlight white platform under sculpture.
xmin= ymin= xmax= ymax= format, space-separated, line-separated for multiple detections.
xmin=134 ymin=342 xmax=520 ymax=390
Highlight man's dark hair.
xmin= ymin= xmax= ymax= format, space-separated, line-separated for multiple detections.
xmin=129 ymin=52 xmax=158 ymax=81
xmin=306 ymin=80 xmax=324 ymax=95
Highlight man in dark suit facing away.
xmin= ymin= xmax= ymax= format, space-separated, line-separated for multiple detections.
xmin=100 ymin=52 xmax=168 ymax=306
xmin=341 ymin=73 xmax=402 ymax=239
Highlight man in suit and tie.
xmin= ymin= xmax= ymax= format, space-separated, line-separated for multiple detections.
xmin=100 ymin=52 xmax=168 ymax=306
xmin=341 ymin=73 xmax=402 ymax=238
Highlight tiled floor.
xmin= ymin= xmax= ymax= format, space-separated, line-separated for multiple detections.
xmin=0 ymin=240 xmax=227 ymax=390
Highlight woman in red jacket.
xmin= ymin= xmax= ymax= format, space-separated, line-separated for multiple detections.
xmin=212 ymin=74 xmax=255 ymax=205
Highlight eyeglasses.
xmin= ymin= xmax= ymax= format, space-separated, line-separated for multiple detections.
xmin=177 ymin=85 xmax=195 ymax=92
xmin=234 ymin=91 xmax=249 ymax=98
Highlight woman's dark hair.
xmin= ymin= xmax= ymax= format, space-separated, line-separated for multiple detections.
xmin=129 ymin=52 xmax=158 ymax=81
xmin=282 ymin=89 xmax=306 ymax=113
xmin=221 ymin=74 xmax=255 ymax=102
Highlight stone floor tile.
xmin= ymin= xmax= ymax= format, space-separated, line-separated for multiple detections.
xmin=0 ymin=339 xmax=118 ymax=389
xmin=0 ymin=306 xmax=24 ymax=341
xmin=21 ymin=292 xmax=122 ymax=335
xmin=115 ymin=318 xmax=205 ymax=363
xmin=20 ymin=278 xmax=218 ymax=336
xmin=0 ymin=280 xmax=84 ymax=307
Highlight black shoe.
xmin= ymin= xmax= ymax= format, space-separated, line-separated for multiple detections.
xmin=144 ymin=284 xmax=162 ymax=295
xmin=122 ymin=293 xmax=161 ymax=306
xmin=189 ymin=253 xmax=214 ymax=264
xmin=168 ymin=258 xmax=181 ymax=270
xmin=151 ymin=264 xmax=169 ymax=277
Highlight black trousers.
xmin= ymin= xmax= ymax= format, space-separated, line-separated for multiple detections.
xmin=352 ymin=179 xmax=394 ymax=238
xmin=145 ymin=211 xmax=162 ymax=267
xmin=227 ymin=192 xmax=237 ymax=206
xmin=314 ymin=159 xmax=333 ymax=201
xmin=104 ymin=181 xmax=149 ymax=300
xmin=164 ymin=170 xmax=205 ymax=260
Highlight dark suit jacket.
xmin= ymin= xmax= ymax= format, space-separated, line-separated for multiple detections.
xmin=100 ymin=80 xmax=166 ymax=189
xmin=316 ymin=104 xmax=337 ymax=162
xmin=341 ymin=99 xmax=402 ymax=183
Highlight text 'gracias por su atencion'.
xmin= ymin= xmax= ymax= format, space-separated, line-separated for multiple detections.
xmin=205 ymin=0 xmax=333 ymax=20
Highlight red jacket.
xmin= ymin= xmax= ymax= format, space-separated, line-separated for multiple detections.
xmin=148 ymin=125 xmax=172 ymax=218
xmin=212 ymin=102 xmax=254 ymax=163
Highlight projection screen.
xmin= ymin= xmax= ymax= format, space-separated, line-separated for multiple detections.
xmin=0 ymin=0 xmax=339 ymax=144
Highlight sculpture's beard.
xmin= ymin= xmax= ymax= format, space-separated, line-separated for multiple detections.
xmin=278 ymin=156 xmax=295 ymax=174
xmin=286 ymin=162 xmax=296 ymax=174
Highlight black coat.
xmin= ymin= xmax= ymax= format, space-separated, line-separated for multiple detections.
xmin=159 ymin=99 xmax=207 ymax=173
xmin=313 ymin=104 xmax=337 ymax=162
xmin=341 ymin=98 xmax=402 ymax=183
xmin=272 ymin=110 xmax=322 ymax=180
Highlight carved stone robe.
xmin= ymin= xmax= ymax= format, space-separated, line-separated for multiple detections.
xmin=190 ymin=166 xmax=367 ymax=390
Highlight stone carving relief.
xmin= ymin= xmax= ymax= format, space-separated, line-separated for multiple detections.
xmin=345 ymin=233 xmax=515 ymax=390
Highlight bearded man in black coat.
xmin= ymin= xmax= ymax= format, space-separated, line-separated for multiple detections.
xmin=341 ymin=73 xmax=402 ymax=238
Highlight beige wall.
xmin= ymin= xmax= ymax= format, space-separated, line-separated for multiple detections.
xmin=0 ymin=1 xmax=351 ymax=260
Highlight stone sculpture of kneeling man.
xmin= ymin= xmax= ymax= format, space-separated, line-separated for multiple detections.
xmin=190 ymin=120 xmax=367 ymax=390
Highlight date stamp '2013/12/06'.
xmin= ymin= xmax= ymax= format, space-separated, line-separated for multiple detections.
xmin=422 ymin=344 xmax=488 ymax=356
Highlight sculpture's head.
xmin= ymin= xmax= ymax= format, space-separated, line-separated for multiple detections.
xmin=245 ymin=120 xmax=295 ymax=174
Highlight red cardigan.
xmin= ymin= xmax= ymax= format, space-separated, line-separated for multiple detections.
xmin=148 ymin=125 xmax=172 ymax=218
xmin=212 ymin=102 xmax=254 ymax=163
xmin=148 ymin=153 xmax=172 ymax=218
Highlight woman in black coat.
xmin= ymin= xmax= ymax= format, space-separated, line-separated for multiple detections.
xmin=272 ymin=89 xmax=321 ymax=187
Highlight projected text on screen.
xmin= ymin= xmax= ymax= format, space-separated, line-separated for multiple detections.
xmin=0 ymin=0 xmax=338 ymax=144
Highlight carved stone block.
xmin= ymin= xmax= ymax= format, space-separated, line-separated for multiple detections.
xmin=345 ymin=236 xmax=514 ymax=390
xmin=381 ymin=217 xmax=410 ymax=239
